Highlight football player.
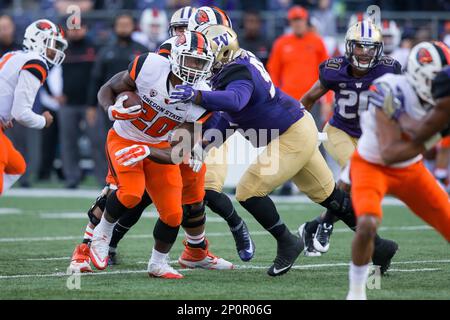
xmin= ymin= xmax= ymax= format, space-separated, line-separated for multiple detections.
xmin=132 ymin=8 xmax=168 ymax=52
xmin=378 ymin=57 xmax=450 ymax=163
xmin=299 ymin=20 xmax=401 ymax=256
xmin=347 ymin=41 xmax=450 ymax=300
xmin=87 ymin=30 xmax=233 ymax=279
xmin=163 ymin=25 xmax=356 ymax=277
xmin=0 ymin=19 xmax=66 ymax=195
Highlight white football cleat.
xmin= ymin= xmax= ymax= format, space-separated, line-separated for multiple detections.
xmin=178 ymin=240 xmax=234 ymax=270
xmin=68 ymin=243 xmax=92 ymax=273
xmin=346 ymin=291 xmax=367 ymax=300
xmin=148 ymin=262 xmax=184 ymax=279
xmin=89 ymin=231 xmax=111 ymax=270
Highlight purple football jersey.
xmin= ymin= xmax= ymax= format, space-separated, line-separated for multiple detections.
xmin=319 ymin=56 xmax=401 ymax=138
xmin=209 ymin=51 xmax=304 ymax=145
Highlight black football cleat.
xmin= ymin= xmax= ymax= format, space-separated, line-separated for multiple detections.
xmin=231 ymin=220 xmax=255 ymax=262
xmin=298 ymin=223 xmax=321 ymax=257
xmin=313 ymin=222 xmax=333 ymax=253
xmin=267 ymin=233 xmax=304 ymax=277
xmin=372 ymin=238 xmax=399 ymax=275
xmin=108 ymin=249 xmax=119 ymax=266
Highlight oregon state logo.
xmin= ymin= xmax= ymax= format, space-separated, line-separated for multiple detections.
xmin=195 ymin=10 xmax=210 ymax=25
xmin=417 ymin=48 xmax=433 ymax=65
xmin=36 ymin=21 xmax=52 ymax=30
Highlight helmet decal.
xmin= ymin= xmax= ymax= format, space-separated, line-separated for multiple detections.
xmin=36 ymin=21 xmax=53 ymax=31
xmin=195 ymin=10 xmax=210 ymax=25
xmin=417 ymin=48 xmax=433 ymax=65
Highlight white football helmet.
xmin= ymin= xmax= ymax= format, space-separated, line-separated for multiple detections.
xmin=187 ymin=6 xmax=232 ymax=34
xmin=381 ymin=20 xmax=401 ymax=55
xmin=406 ymin=41 xmax=450 ymax=106
xmin=23 ymin=19 xmax=68 ymax=66
xmin=169 ymin=31 xmax=214 ymax=85
xmin=140 ymin=8 xmax=168 ymax=44
xmin=169 ymin=6 xmax=195 ymax=37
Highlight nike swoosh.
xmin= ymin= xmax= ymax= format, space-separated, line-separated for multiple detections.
xmin=245 ymin=241 xmax=254 ymax=253
xmin=272 ymin=264 xmax=292 ymax=274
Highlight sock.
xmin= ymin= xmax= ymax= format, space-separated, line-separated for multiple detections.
xmin=240 ymin=196 xmax=289 ymax=241
xmin=205 ymin=190 xmax=242 ymax=228
xmin=109 ymin=222 xmax=130 ymax=248
xmin=185 ymin=231 xmax=206 ymax=249
xmin=82 ymin=224 xmax=94 ymax=244
xmin=320 ymin=188 xmax=356 ymax=231
xmin=150 ymin=247 xmax=168 ymax=265
xmin=348 ymin=262 xmax=369 ymax=298
xmin=94 ymin=216 xmax=115 ymax=239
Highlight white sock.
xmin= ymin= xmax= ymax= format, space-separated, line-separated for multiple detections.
xmin=83 ymin=225 xmax=95 ymax=242
xmin=94 ymin=216 xmax=115 ymax=239
xmin=1 ymin=174 xmax=21 ymax=194
xmin=185 ymin=231 xmax=205 ymax=245
xmin=150 ymin=247 xmax=168 ymax=265
xmin=348 ymin=262 xmax=369 ymax=298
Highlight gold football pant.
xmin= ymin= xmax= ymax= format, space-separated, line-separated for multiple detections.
xmin=235 ymin=112 xmax=335 ymax=203
xmin=322 ymin=122 xmax=358 ymax=168
xmin=204 ymin=141 xmax=228 ymax=193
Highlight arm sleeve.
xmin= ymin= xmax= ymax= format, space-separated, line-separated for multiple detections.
xmin=11 ymin=70 xmax=46 ymax=129
xmin=200 ymin=80 xmax=254 ymax=112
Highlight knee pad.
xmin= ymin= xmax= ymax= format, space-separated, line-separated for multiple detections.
xmin=117 ymin=190 xmax=142 ymax=209
xmin=153 ymin=218 xmax=180 ymax=244
xmin=160 ymin=211 xmax=183 ymax=228
xmin=182 ymin=203 xmax=206 ymax=228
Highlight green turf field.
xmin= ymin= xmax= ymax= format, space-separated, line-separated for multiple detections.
xmin=0 ymin=194 xmax=449 ymax=300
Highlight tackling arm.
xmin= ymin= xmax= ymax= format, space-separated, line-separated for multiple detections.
xmin=375 ymin=108 xmax=425 ymax=165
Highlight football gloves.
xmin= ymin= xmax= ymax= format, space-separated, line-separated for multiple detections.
xmin=169 ymin=85 xmax=199 ymax=104
xmin=108 ymin=95 xmax=142 ymax=121
xmin=115 ymin=144 xmax=150 ymax=166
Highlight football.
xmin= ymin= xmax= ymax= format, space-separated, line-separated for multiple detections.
xmin=117 ymin=91 xmax=142 ymax=108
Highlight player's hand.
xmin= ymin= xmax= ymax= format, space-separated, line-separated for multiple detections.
xmin=108 ymin=95 xmax=142 ymax=121
xmin=189 ymin=143 xmax=206 ymax=173
xmin=115 ymin=144 xmax=150 ymax=166
xmin=43 ymin=111 xmax=54 ymax=128
xmin=169 ymin=85 xmax=199 ymax=104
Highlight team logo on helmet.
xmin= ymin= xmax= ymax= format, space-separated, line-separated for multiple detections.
xmin=417 ymin=48 xmax=433 ymax=65
xmin=175 ymin=33 xmax=187 ymax=46
xmin=195 ymin=10 xmax=210 ymax=25
xmin=36 ymin=21 xmax=53 ymax=30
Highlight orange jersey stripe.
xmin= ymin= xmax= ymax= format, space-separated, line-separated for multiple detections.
xmin=129 ymin=56 xmax=139 ymax=80
xmin=22 ymin=64 xmax=48 ymax=83
xmin=196 ymin=112 xmax=212 ymax=124
xmin=158 ymin=48 xmax=170 ymax=55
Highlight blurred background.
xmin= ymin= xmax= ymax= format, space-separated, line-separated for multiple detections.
xmin=1 ymin=0 xmax=450 ymax=191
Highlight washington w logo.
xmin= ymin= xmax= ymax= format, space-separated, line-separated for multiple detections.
xmin=212 ymin=33 xmax=229 ymax=46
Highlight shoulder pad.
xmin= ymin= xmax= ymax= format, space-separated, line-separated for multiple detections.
xmin=127 ymin=53 xmax=149 ymax=81
xmin=318 ymin=57 xmax=345 ymax=89
xmin=158 ymin=42 xmax=171 ymax=59
xmin=378 ymin=56 xmax=402 ymax=74
xmin=213 ymin=63 xmax=252 ymax=90
xmin=21 ymin=59 xmax=48 ymax=84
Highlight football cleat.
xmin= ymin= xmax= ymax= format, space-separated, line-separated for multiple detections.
xmin=230 ymin=220 xmax=255 ymax=262
xmin=89 ymin=231 xmax=111 ymax=270
xmin=313 ymin=222 xmax=333 ymax=253
xmin=298 ymin=223 xmax=321 ymax=257
xmin=148 ymin=262 xmax=184 ymax=279
xmin=68 ymin=243 xmax=93 ymax=273
xmin=178 ymin=240 xmax=234 ymax=270
xmin=108 ymin=249 xmax=119 ymax=266
xmin=267 ymin=233 xmax=304 ymax=277
xmin=372 ymin=238 xmax=399 ymax=275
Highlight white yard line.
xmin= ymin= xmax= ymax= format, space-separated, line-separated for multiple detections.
xmin=0 ymin=208 xmax=22 ymax=215
xmin=0 ymin=225 xmax=433 ymax=243
xmin=1 ymin=259 xmax=448 ymax=280
xmin=3 ymin=188 xmax=406 ymax=206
